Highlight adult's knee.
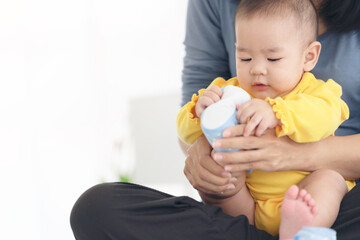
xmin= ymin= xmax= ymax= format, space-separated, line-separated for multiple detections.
xmin=70 ymin=183 xmax=114 ymax=239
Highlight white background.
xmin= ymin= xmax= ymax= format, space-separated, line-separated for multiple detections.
xmin=0 ymin=1 xmax=189 ymax=239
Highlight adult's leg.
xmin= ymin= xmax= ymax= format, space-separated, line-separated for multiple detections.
xmin=332 ymin=183 xmax=360 ymax=240
xmin=70 ymin=182 xmax=276 ymax=240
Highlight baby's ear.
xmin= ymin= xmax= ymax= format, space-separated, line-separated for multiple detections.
xmin=303 ymin=41 xmax=321 ymax=72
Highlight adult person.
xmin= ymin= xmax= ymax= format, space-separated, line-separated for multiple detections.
xmin=178 ymin=0 xmax=354 ymax=237
xmin=70 ymin=0 xmax=360 ymax=239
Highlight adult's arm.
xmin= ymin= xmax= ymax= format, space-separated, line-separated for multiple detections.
xmin=181 ymin=0 xmax=231 ymax=106
xmin=182 ymin=134 xmax=256 ymax=221
xmin=212 ymin=125 xmax=360 ymax=180
xmin=180 ymin=0 xmax=238 ymax=205
xmin=178 ymin=137 xmax=190 ymax=155
xmin=181 ymin=135 xmax=235 ymax=195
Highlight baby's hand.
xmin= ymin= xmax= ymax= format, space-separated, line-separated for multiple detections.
xmin=195 ymin=85 xmax=223 ymax=118
xmin=236 ymin=99 xmax=280 ymax=137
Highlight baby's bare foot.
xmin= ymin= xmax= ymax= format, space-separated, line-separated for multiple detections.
xmin=279 ymin=185 xmax=318 ymax=240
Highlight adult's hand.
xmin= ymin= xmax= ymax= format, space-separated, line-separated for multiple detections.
xmin=184 ymin=135 xmax=238 ymax=198
xmin=212 ymin=124 xmax=310 ymax=173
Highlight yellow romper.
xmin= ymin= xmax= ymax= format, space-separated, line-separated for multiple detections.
xmin=176 ymin=72 xmax=355 ymax=236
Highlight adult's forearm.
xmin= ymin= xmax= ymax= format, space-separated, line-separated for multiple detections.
xmin=307 ymin=134 xmax=360 ymax=179
xmin=178 ymin=138 xmax=190 ymax=156
xmin=210 ymin=126 xmax=360 ymax=179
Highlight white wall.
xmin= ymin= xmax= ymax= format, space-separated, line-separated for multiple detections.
xmin=0 ymin=1 xmax=189 ymax=239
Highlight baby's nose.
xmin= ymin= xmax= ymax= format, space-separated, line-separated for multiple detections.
xmin=250 ymin=62 xmax=267 ymax=75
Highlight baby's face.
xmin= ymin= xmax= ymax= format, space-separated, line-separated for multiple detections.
xmin=235 ymin=15 xmax=307 ymax=99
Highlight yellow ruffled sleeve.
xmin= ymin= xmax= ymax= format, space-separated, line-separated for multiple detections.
xmin=265 ymin=72 xmax=349 ymax=143
xmin=176 ymin=77 xmax=239 ymax=144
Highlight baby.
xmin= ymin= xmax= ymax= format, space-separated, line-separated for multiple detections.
xmin=176 ymin=0 xmax=355 ymax=239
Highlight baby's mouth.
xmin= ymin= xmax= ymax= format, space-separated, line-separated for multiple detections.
xmin=253 ymin=83 xmax=268 ymax=91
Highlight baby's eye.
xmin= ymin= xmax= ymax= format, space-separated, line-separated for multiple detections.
xmin=267 ymin=58 xmax=281 ymax=62
xmin=241 ymin=58 xmax=252 ymax=62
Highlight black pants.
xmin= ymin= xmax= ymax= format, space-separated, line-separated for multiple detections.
xmin=70 ymin=182 xmax=360 ymax=240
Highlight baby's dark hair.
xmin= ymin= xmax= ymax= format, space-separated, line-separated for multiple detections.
xmin=235 ymin=0 xmax=318 ymax=42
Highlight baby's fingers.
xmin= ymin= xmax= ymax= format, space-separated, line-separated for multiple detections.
xmin=244 ymin=114 xmax=263 ymax=137
xmin=208 ymin=85 xmax=223 ymax=94
xmin=255 ymin=119 xmax=270 ymax=136
xmin=236 ymin=102 xmax=253 ymax=124
xmin=206 ymin=85 xmax=223 ymax=100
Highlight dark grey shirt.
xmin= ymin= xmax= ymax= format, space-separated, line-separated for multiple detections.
xmin=181 ymin=0 xmax=360 ymax=136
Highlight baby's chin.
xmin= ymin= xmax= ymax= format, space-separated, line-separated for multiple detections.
xmin=250 ymin=91 xmax=276 ymax=100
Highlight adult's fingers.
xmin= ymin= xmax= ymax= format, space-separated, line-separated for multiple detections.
xmin=213 ymin=135 xmax=268 ymax=151
xmin=185 ymin=136 xmax=234 ymax=194
xmin=184 ymin=155 xmax=235 ymax=194
xmin=220 ymin=148 xmax=284 ymax=173
xmin=214 ymin=131 xmax=301 ymax=173
xmin=222 ymin=124 xmax=247 ymax=138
